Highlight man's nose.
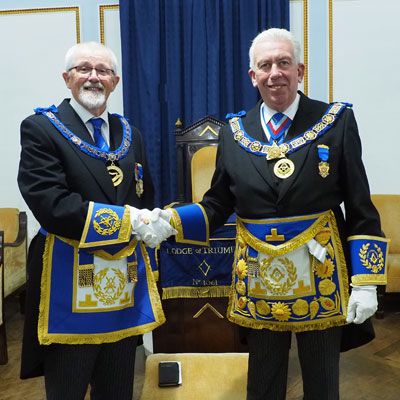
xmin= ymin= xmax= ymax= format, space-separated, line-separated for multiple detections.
xmin=88 ymin=68 xmax=101 ymax=81
xmin=270 ymin=63 xmax=282 ymax=78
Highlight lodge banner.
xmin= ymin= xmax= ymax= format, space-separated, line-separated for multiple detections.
xmin=159 ymin=220 xmax=236 ymax=299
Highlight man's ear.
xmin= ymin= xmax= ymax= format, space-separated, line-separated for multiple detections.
xmin=110 ymin=75 xmax=120 ymax=92
xmin=249 ymin=69 xmax=258 ymax=88
xmin=62 ymin=71 xmax=71 ymax=89
xmin=297 ymin=63 xmax=305 ymax=83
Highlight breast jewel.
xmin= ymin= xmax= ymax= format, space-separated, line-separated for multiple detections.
xmin=35 ymin=105 xmax=131 ymax=186
xmin=227 ymin=102 xmax=351 ymax=178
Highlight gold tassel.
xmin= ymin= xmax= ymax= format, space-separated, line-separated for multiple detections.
xmin=79 ymin=264 xmax=94 ymax=287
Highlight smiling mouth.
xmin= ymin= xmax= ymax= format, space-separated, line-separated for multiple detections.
xmin=85 ymin=87 xmax=103 ymax=91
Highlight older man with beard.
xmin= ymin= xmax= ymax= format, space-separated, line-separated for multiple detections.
xmin=17 ymin=42 xmax=173 ymax=399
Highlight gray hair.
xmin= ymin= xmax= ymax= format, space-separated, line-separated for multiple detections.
xmin=65 ymin=42 xmax=118 ymax=74
xmin=249 ymin=28 xmax=302 ymax=70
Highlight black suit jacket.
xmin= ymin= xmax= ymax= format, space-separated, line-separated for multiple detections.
xmin=17 ymin=99 xmax=154 ymax=378
xmin=200 ymin=92 xmax=382 ymax=351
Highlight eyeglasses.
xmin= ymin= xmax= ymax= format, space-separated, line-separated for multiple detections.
xmin=69 ymin=65 xmax=114 ymax=77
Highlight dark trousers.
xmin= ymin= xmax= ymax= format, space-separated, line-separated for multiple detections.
xmin=43 ymin=336 xmax=138 ymax=400
xmin=246 ymin=326 xmax=342 ymax=400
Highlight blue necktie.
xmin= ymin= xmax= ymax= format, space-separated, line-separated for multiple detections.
xmin=90 ymin=118 xmax=109 ymax=151
xmin=267 ymin=113 xmax=291 ymax=145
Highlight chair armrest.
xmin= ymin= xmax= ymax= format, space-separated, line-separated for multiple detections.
xmin=3 ymin=212 xmax=27 ymax=248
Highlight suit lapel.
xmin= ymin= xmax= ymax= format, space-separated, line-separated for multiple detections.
xmin=277 ymin=92 xmax=329 ymax=201
xmin=241 ymin=101 xmax=278 ymax=194
xmin=110 ymin=115 xmax=135 ymax=204
xmin=57 ymin=100 xmax=116 ymax=203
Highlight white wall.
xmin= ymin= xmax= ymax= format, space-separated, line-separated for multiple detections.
xmin=292 ymin=0 xmax=400 ymax=195
xmin=332 ymin=0 xmax=400 ymax=194
xmin=0 ymin=0 xmax=399 ymax=243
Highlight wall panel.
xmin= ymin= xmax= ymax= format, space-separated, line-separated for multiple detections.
xmin=332 ymin=0 xmax=400 ymax=194
xmin=0 ymin=7 xmax=79 ymax=238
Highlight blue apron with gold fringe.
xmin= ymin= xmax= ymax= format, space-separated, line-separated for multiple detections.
xmin=228 ymin=211 xmax=350 ymax=332
xmin=38 ymin=202 xmax=165 ymax=345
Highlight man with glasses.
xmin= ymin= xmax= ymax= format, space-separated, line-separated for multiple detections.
xmin=17 ymin=42 xmax=173 ymax=399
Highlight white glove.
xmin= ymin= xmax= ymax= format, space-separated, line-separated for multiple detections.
xmin=346 ymin=285 xmax=378 ymax=324
xmin=159 ymin=208 xmax=174 ymax=223
xmin=129 ymin=206 xmax=177 ymax=248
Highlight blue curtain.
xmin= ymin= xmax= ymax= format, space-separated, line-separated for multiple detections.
xmin=119 ymin=0 xmax=289 ymax=207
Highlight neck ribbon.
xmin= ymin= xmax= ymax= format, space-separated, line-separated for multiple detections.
xmin=34 ymin=105 xmax=132 ymax=163
xmin=227 ymin=102 xmax=351 ymax=160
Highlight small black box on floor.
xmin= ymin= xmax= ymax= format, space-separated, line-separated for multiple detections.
xmin=158 ymin=361 xmax=182 ymax=387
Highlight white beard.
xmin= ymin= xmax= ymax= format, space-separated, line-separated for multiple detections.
xmin=78 ymin=83 xmax=106 ymax=110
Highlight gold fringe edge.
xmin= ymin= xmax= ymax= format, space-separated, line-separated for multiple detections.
xmin=227 ymin=311 xmax=348 ymax=333
xmin=162 ymin=285 xmax=231 ymax=299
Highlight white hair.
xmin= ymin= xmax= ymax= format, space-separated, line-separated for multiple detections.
xmin=249 ymin=28 xmax=302 ymax=70
xmin=65 ymin=42 xmax=118 ymax=74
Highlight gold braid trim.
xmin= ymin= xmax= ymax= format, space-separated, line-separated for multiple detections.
xmin=172 ymin=204 xmax=210 ymax=245
xmin=162 ymin=285 xmax=231 ymax=300
xmin=237 ymin=211 xmax=331 ymax=256
xmin=170 ymin=208 xmax=182 ymax=235
xmin=91 ymin=239 xmax=138 ymax=260
xmin=38 ymin=234 xmax=55 ymax=345
xmin=139 ymin=241 xmax=166 ymax=329
xmin=59 ymin=236 xmax=138 ymax=260
xmin=329 ymin=212 xmax=350 ymax=311
xmin=153 ymin=270 xmax=159 ymax=282
xmin=352 ymin=274 xmax=387 ymax=286
xmin=121 ymin=205 xmax=134 ymax=240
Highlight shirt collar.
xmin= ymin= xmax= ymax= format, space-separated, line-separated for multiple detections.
xmin=69 ymin=97 xmax=109 ymax=126
xmin=260 ymin=93 xmax=300 ymax=142
xmin=261 ymin=93 xmax=300 ymax=123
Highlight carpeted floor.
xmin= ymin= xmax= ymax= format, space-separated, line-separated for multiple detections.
xmin=1 ymin=295 xmax=400 ymax=399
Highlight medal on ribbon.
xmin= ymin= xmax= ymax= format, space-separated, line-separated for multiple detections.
xmin=317 ymin=145 xmax=330 ymax=178
xmin=274 ymin=158 xmax=295 ymax=179
xmin=135 ymin=163 xmax=144 ymax=197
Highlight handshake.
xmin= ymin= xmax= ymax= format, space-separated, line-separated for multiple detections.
xmin=129 ymin=206 xmax=177 ymax=248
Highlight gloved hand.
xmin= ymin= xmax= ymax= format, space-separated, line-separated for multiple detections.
xmin=159 ymin=208 xmax=174 ymax=224
xmin=129 ymin=206 xmax=177 ymax=248
xmin=346 ymin=285 xmax=378 ymax=324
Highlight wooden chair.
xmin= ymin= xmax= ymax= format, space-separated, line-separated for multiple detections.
xmin=0 ymin=209 xmax=27 ymax=365
xmin=174 ymin=116 xmax=224 ymax=203
xmin=140 ymin=353 xmax=248 ymax=400
xmin=0 ymin=208 xmax=27 ymax=300
xmin=154 ymin=116 xmax=247 ymax=354
xmin=371 ymin=195 xmax=400 ymax=317
xmin=0 ymin=231 xmax=7 ymax=364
